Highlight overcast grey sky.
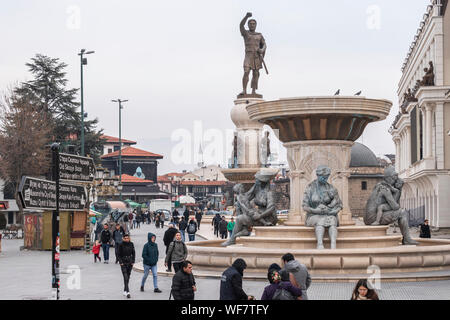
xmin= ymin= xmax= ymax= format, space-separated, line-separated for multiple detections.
xmin=1 ymin=0 xmax=429 ymax=174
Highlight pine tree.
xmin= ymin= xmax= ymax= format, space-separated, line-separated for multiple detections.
xmin=15 ymin=54 xmax=104 ymax=161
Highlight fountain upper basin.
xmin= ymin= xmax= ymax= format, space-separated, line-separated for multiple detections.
xmin=246 ymin=96 xmax=392 ymax=143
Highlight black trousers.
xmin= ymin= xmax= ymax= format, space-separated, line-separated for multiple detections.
xmin=115 ymin=245 xmax=121 ymax=263
xmin=220 ymin=232 xmax=227 ymax=239
xmin=94 ymin=254 xmax=101 ymax=262
xmin=165 ymin=246 xmax=172 ymax=271
xmin=121 ymin=264 xmax=133 ymax=292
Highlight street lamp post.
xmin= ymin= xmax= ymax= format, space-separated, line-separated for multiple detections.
xmin=112 ymin=99 xmax=128 ymax=200
xmin=78 ymin=49 xmax=95 ymax=156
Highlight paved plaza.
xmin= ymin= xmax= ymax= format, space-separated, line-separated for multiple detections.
xmin=1 ymin=221 xmax=450 ymax=300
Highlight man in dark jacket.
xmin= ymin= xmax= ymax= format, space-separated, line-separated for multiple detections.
xmin=172 ymin=209 xmax=180 ymax=226
xmin=212 ymin=213 xmax=221 ymax=237
xmin=112 ymin=224 xmax=125 ymax=264
xmin=140 ymin=232 xmax=162 ymax=293
xmin=220 ymin=258 xmax=251 ymax=300
xmin=420 ymin=219 xmax=431 ymax=238
xmin=118 ymin=234 xmax=135 ymax=298
xmin=163 ymin=224 xmax=179 ymax=272
xmin=219 ymin=216 xmax=228 ymax=239
xmin=195 ymin=210 xmax=203 ymax=230
xmin=183 ymin=208 xmax=190 ymax=222
xmin=100 ymin=224 xmax=112 ymax=264
xmin=171 ymin=260 xmax=196 ymax=300
xmin=179 ymin=217 xmax=188 ymax=242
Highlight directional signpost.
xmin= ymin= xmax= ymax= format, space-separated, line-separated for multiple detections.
xmin=18 ymin=145 xmax=95 ymax=300
xmin=59 ymin=153 xmax=96 ymax=182
xmin=18 ymin=177 xmax=87 ymax=211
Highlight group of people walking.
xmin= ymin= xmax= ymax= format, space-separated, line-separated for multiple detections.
xmin=212 ymin=213 xmax=235 ymax=239
xmin=91 ymin=214 xmax=379 ymax=300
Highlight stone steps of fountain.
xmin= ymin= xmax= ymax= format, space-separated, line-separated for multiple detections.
xmin=253 ymin=225 xmax=389 ymax=239
xmin=238 ymin=235 xmax=403 ymax=249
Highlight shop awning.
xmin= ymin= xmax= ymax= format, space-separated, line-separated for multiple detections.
xmin=124 ymin=199 xmax=141 ymax=209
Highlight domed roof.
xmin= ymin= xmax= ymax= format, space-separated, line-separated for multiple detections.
xmin=350 ymin=143 xmax=380 ymax=167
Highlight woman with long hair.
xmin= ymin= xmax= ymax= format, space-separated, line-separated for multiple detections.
xmin=351 ymin=279 xmax=379 ymax=300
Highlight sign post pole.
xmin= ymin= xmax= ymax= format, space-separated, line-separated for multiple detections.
xmin=51 ymin=143 xmax=60 ymax=300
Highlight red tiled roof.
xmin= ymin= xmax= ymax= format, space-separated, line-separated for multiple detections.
xmin=101 ymin=135 xmax=137 ymax=145
xmin=101 ymin=146 xmax=163 ymax=159
xmin=166 ymin=172 xmax=186 ymax=177
xmin=117 ymin=174 xmax=153 ymax=184
xmin=180 ymin=180 xmax=227 ymax=186
xmin=157 ymin=175 xmax=172 ymax=183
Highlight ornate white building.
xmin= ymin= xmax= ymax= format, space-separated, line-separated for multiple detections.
xmin=390 ymin=0 xmax=450 ymax=227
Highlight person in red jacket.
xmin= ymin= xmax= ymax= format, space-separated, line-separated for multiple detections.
xmin=92 ymin=240 xmax=101 ymax=263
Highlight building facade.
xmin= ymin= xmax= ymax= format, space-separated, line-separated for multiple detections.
xmin=101 ymin=146 xmax=163 ymax=183
xmin=390 ymin=0 xmax=450 ymax=227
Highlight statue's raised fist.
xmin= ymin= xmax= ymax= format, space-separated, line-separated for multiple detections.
xmin=246 ymin=12 xmax=252 ymax=17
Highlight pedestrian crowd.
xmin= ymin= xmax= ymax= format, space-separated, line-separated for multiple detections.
xmin=92 ymin=209 xmax=380 ymax=300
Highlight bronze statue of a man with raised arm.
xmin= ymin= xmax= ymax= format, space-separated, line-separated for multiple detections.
xmin=238 ymin=12 xmax=267 ymax=98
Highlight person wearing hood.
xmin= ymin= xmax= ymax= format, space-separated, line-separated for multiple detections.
xmin=281 ymin=253 xmax=311 ymax=300
xmin=117 ymin=234 xmax=135 ymax=298
xmin=220 ymin=258 xmax=252 ymax=300
xmin=140 ymin=232 xmax=162 ymax=293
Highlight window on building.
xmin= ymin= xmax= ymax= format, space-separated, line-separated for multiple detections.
xmin=361 ymin=181 xmax=367 ymax=190
xmin=108 ymin=148 xmax=113 ymax=154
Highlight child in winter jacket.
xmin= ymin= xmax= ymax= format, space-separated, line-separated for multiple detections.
xmin=92 ymin=240 xmax=101 ymax=263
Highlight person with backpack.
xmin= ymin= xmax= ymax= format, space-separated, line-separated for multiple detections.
xmin=187 ymin=217 xmax=198 ymax=241
xmin=112 ymin=224 xmax=125 ymax=264
xmin=178 ymin=216 xmax=188 ymax=242
xmin=165 ymin=232 xmax=188 ymax=273
xmin=281 ymin=253 xmax=311 ymax=300
xmin=262 ymin=269 xmax=302 ymax=300
xmin=140 ymin=232 xmax=162 ymax=293
xmin=219 ymin=216 xmax=228 ymax=239
xmin=219 ymin=258 xmax=253 ymax=300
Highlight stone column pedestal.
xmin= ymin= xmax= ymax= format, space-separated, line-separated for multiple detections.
xmin=283 ymin=140 xmax=355 ymax=226
xmin=231 ymin=98 xmax=265 ymax=168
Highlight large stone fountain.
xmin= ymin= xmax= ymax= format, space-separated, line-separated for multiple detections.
xmin=185 ymin=96 xmax=450 ymax=279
